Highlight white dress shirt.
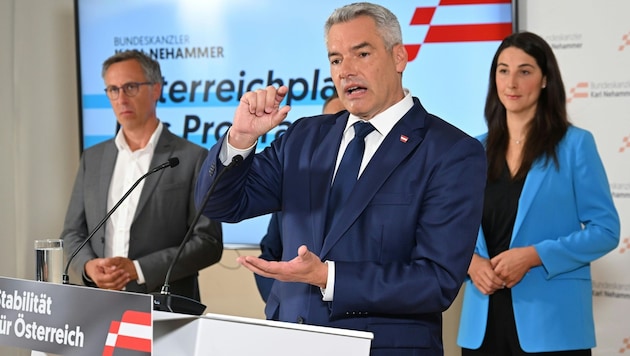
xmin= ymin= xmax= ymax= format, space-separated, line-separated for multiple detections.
xmin=105 ymin=121 xmax=163 ymax=285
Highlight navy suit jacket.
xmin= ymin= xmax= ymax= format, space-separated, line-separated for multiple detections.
xmin=255 ymin=212 xmax=283 ymax=302
xmin=196 ymin=98 xmax=486 ymax=354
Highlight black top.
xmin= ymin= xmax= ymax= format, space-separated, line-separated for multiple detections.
xmin=481 ymin=161 xmax=526 ymax=258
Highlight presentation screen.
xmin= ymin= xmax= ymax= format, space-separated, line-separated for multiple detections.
xmin=75 ymin=0 xmax=513 ymax=248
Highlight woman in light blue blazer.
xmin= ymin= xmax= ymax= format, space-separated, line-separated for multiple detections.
xmin=457 ymin=32 xmax=620 ymax=355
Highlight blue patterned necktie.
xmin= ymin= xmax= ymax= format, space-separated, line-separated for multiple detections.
xmin=325 ymin=121 xmax=376 ymax=234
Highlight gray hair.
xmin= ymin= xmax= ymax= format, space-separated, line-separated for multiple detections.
xmin=101 ymin=50 xmax=163 ymax=84
xmin=324 ymin=2 xmax=402 ymax=51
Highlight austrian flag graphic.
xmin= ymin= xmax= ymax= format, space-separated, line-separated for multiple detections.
xmin=103 ymin=310 xmax=152 ymax=356
xmin=404 ymin=0 xmax=513 ymax=62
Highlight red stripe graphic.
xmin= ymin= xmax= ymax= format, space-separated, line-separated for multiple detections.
xmin=409 ymin=7 xmax=436 ymax=25
xmin=404 ymin=2 xmax=512 ymax=61
xmin=619 ymin=32 xmax=630 ymax=51
xmin=425 ymin=23 xmax=513 ymax=42
xmin=121 ymin=310 xmax=151 ymax=326
xmin=439 ymin=0 xmax=511 ymax=5
xmin=103 ymin=310 xmax=152 ymax=355
xmin=103 ymin=346 xmax=114 ymax=356
xmin=115 ymin=335 xmax=152 ymax=351
xmin=404 ymin=44 xmax=421 ymax=62
xmin=108 ymin=321 xmax=121 ymax=334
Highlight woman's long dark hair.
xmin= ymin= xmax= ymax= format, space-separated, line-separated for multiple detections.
xmin=484 ymin=32 xmax=569 ymax=181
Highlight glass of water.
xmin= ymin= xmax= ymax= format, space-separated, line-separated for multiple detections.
xmin=34 ymin=239 xmax=64 ymax=283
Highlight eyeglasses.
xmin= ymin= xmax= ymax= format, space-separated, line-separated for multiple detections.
xmin=104 ymin=82 xmax=153 ymax=100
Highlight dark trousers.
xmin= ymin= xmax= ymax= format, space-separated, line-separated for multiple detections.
xmin=461 ymin=288 xmax=591 ymax=356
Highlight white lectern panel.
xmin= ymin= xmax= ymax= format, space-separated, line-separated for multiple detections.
xmin=153 ymin=311 xmax=372 ymax=356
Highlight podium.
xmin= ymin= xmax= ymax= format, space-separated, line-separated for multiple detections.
xmin=1 ymin=276 xmax=372 ymax=355
xmin=0 ymin=276 xmax=153 ymax=355
xmin=154 ymin=311 xmax=373 ymax=355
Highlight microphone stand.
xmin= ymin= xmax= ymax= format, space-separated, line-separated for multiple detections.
xmin=152 ymin=155 xmax=243 ymax=315
xmin=62 ymin=158 xmax=179 ymax=285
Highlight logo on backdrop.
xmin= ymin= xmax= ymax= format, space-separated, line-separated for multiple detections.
xmin=403 ymin=0 xmax=512 ymax=61
xmin=619 ymin=336 xmax=630 ymax=354
xmin=611 ymin=182 xmax=630 ymax=200
xmin=619 ymin=31 xmax=630 ymax=51
xmin=619 ymin=236 xmax=630 ymax=254
xmin=543 ymin=33 xmax=583 ymax=50
xmin=567 ymin=82 xmax=589 ymax=103
xmin=566 ymin=80 xmax=630 ymax=102
xmin=620 ymin=135 xmax=630 ymax=152
xmin=114 ymin=34 xmax=224 ymax=61
xmin=592 ymin=280 xmax=630 ymax=299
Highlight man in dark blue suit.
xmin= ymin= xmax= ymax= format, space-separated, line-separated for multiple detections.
xmin=195 ymin=3 xmax=486 ymax=354
xmin=255 ymin=91 xmax=345 ymax=302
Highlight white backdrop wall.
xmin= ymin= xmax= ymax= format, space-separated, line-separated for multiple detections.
xmin=0 ymin=0 xmax=80 ymax=278
xmin=1 ymin=0 xmax=79 ymax=355
xmin=520 ymin=1 xmax=630 ymax=354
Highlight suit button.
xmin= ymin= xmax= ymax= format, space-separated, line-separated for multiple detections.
xmin=297 ymin=316 xmax=305 ymax=324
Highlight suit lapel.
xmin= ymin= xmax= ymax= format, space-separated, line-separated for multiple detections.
xmin=321 ymin=101 xmax=427 ymax=257
xmin=310 ymin=114 xmax=347 ymax=253
xmin=511 ymin=159 xmax=549 ymax=242
xmin=134 ymin=129 xmax=175 ymax=221
xmin=99 ymin=143 xmax=118 ymax=219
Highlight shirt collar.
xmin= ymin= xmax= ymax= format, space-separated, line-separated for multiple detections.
xmin=345 ymin=90 xmax=413 ymax=137
xmin=115 ymin=120 xmax=163 ymax=153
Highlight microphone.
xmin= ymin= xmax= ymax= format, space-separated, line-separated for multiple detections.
xmin=152 ymin=154 xmax=243 ymax=315
xmin=62 ymin=157 xmax=180 ymax=285
xmin=149 ymin=158 xmax=180 ymax=173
